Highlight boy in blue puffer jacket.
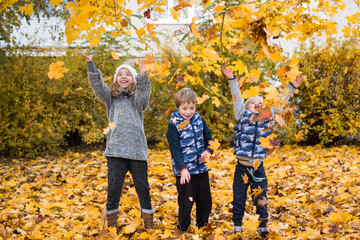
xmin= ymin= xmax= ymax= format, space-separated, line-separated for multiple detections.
xmin=221 ymin=65 xmax=302 ymax=238
xmin=166 ymin=88 xmax=214 ymax=232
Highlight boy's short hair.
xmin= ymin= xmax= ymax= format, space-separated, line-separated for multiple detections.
xmin=244 ymin=96 xmax=264 ymax=109
xmin=175 ymin=88 xmax=197 ymax=108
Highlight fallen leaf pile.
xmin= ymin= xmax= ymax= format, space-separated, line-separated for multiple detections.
xmin=1 ymin=145 xmax=360 ymax=239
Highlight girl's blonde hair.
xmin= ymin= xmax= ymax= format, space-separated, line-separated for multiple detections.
xmin=175 ymin=88 xmax=197 ymax=108
xmin=244 ymin=96 xmax=263 ymax=109
xmin=109 ymin=81 xmax=136 ymax=97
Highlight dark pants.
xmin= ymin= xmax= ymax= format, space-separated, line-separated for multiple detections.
xmin=232 ymin=161 xmax=268 ymax=228
xmin=175 ymin=171 xmax=212 ymax=232
xmin=106 ymin=157 xmax=152 ymax=212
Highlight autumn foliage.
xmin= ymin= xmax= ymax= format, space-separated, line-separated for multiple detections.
xmin=291 ymin=37 xmax=360 ymax=146
xmin=1 ymin=146 xmax=360 ymax=239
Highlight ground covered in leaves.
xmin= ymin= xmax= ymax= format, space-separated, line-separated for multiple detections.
xmin=1 ymin=145 xmax=360 ymax=239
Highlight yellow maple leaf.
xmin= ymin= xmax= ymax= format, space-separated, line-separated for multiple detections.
xmin=196 ymin=94 xmax=210 ymax=104
xmin=242 ymin=214 xmax=260 ymax=232
xmin=111 ymin=52 xmax=120 ymax=60
xmin=89 ymin=37 xmax=100 ymax=47
xmin=232 ymin=59 xmax=247 ymax=75
xmin=328 ymin=211 xmax=352 ymax=224
xmin=109 ymin=122 xmax=116 ymax=130
xmin=48 ymin=61 xmax=69 ymax=80
xmin=123 ymin=222 xmax=137 ymax=234
xmin=103 ymin=127 xmax=110 ymax=134
xmin=253 ymin=159 xmax=261 ymax=171
xmin=274 ymin=114 xmax=286 ymax=127
xmin=251 ymin=186 xmax=264 ymax=199
xmin=170 ymin=8 xmax=180 ymax=21
xmin=212 ymin=96 xmax=221 ymax=107
xmin=246 ymin=69 xmax=260 ymax=83
xmin=136 ymin=27 xmax=146 ymax=42
xmin=242 ymin=174 xmax=248 ymax=184
xmin=19 ymin=3 xmax=34 ymax=16
xmin=209 ymin=139 xmax=220 ymax=151
xmin=239 ymin=86 xmax=260 ymax=99
xmin=213 ymin=3 xmax=225 ymax=13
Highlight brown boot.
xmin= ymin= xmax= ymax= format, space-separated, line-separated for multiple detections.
xmin=141 ymin=212 xmax=154 ymax=229
xmin=105 ymin=211 xmax=119 ymax=233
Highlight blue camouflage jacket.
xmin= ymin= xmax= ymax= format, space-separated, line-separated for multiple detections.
xmin=167 ymin=110 xmax=213 ymax=177
xmin=233 ymin=110 xmax=272 ymax=158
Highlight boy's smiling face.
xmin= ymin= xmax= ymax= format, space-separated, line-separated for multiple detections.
xmin=177 ymin=102 xmax=196 ymax=120
xmin=247 ymin=99 xmax=262 ymax=113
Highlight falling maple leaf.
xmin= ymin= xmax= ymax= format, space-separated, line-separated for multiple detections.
xmin=209 ymin=152 xmax=220 ymax=161
xmin=48 ymin=61 xmax=69 ymax=80
xmin=109 ymin=122 xmax=116 ymax=130
xmin=251 ymin=107 xmax=272 ymax=122
xmin=253 ymin=159 xmax=261 ymax=171
xmin=165 ymin=107 xmax=174 ymax=117
xmin=120 ymin=19 xmax=128 ymax=27
xmin=209 ymin=139 xmax=220 ymax=151
xmin=143 ymin=8 xmax=151 ymax=19
xmin=258 ymin=196 xmax=269 ymax=206
xmin=196 ymin=94 xmax=210 ymax=104
xmin=212 ymin=96 xmax=221 ymax=107
xmin=251 ymin=186 xmax=264 ymax=199
xmin=274 ymin=114 xmax=286 ymax=127
xmin=239 ymin=86 xmax=260 ymax=99
xmin=111 ymin=51 xmax=120 ymax=60
xmin=242 ymin=174 xmax=249 ymax=184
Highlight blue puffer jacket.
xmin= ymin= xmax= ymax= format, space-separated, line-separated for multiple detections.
xmin=169 ymin=110 xmax=209 ymax=176
xmin=233 ymin=110 xmax=272 ymax=158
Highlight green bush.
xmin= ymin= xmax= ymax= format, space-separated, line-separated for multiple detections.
xmin=0 ymin=47 xmax=127 ymax=158
xmin=291 ymin=37 xmax=360 ymax=146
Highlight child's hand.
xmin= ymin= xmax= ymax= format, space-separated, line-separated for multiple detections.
xmin=138 ymin=58 xmax=146 ymax=75
xmin=77 ymin=52 xmax=93 ymax=62
xmin=221 ymin=65 xmax=234 ymax=79
xmin=200 ymin=150 xmax=209 ymax=163
xmin=293 ymin=75 xmax=303 ymax=88
xmin=180 ymin=169 xmax=191 ymax=184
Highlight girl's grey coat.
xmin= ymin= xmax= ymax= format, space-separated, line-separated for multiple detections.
xmin=88 ymin=64 xmax=150 ymax=161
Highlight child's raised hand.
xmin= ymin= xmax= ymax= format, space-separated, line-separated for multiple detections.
xmin=180 ymin=169 xmax=191 ymax=184
xmin=221 ymin=65 xmax=234 ymax=79
xmin=77 ymin=52 xmax=93 ymax=62
xmin=138 ymin=58 xmax=146 ymax=76
xmin=293 ymin=75 xmax=303 ymax=88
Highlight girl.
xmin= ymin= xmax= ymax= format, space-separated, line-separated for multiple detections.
xmin=78 ymin=52 xmax=155 ymax=231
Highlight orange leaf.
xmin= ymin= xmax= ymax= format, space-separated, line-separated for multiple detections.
xmin=242 ymin=174 xmax=249 ymax=184
xmin=251 ymin=107 xmax=272 ymax=122
xmin=165 ymin=107 xmax=174 ymax=117
xmin=251 ymin=186 xmax=264 ymax=199
xmin=253 ymin=159 xmax=261 ymax=171
xmin=209 ymin=152 xmax=220 ymax=161
xmin=258 ymin=196 xmax=269 ymax=206
xmin=178 ymin=120 xmax=189 ymax=130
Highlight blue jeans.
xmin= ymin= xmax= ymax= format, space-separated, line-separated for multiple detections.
xmin=232 ymin=161 xmax=268 ymax=228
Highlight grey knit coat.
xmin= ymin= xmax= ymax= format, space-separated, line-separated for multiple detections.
xmin=88 ymin=65 xmax=150 ymax=161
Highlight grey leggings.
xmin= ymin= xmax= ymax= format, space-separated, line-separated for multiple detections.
xmin=105 ymin=157 xmax=153 ymax=213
